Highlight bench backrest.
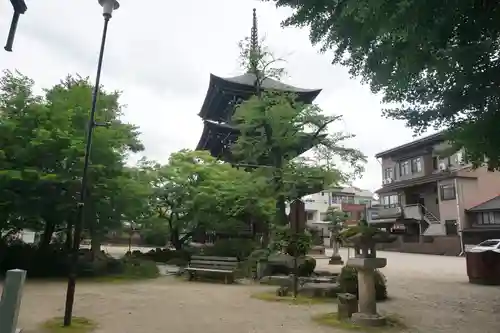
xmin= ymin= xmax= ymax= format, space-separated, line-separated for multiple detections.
xmin=189 ymin=255 xmax=239 ymax=271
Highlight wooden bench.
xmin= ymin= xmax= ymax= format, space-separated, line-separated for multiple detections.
xmin=185 ymin=256 xmax=239 ymax=284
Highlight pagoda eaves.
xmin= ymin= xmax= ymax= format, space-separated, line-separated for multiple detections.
xmin=198 ymin=73 xmax=321 ymax=122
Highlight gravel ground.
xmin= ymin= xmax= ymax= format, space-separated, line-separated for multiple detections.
xmin=6 ymin=248 xmax=500 ymax=333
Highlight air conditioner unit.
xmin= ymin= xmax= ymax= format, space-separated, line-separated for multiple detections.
xmin=386 ymin=178 xmax=394 ymax=183
xmin=439 ymin=162 xmax=447 ymax=171
xmin=382 ymin=179 xmax=387 ymax=185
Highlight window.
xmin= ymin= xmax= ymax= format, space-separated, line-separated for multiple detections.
xmin=331 ymin=196 xmax=342 ymax=204
xmin=438 ymin=157 xmax=451 ymax=170
xmin=411 ymin=158 xmax=422 ymax=173
xmin=476 ymin=212 xmax=500 ymax=225
xmin=432 ymin=157 xmax=438 ymax=170
xmin=381 ymin=194 xmax=399 ymax=207
xmin=383 ymin=167 xmax=393 ymax=179
xmin=399 ymin=160 xmax=410 ymax=176
xmin=439 ymin=184 xmax=456 ymax=200
xmin=306 ymin=212 xmax=314 ymax=221
xmin=445 ymin=220 xmax=458 ymax=235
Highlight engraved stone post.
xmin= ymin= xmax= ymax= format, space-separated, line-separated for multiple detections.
xmin=0 ymin=269 xmax=26 ymax=333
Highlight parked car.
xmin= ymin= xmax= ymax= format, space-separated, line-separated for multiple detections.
xmin=469 ymin=239 xmax=500 ymax=253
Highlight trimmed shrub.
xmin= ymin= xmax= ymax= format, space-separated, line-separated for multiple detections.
xmin=0 ymin=243 xmax=159 ymax=280
xmin=202 ymin=239 xmax=258 ymax=260
xmin=120 ymin=257 xmax=159 ymax=279
xmin=338 ymin=266 xmax=388 ymax=301
xmin=298 ymin=256 xmax=316 ymax=276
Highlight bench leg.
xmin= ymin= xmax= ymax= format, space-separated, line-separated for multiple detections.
xmin=184 ymin=271 xmax=194 ymax=281
xmin=224 ymin=275 xmax=228 ymax=284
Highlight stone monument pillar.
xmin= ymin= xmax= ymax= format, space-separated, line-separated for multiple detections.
xmin=346 ymin=241 xmax=387 ymax=326
xmin=0 ymin=269 xmax=27 ymax=333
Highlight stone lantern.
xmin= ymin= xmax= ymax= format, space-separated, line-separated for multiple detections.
xmin=345 ymin=226 xmax=396 ymax=327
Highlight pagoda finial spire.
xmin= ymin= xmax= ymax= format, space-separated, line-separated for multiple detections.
xmin=249 ymin=8 xmax=260 ymax=75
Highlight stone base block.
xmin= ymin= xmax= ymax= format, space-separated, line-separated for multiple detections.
xmin=328 ymin=255 xmax=344 ymax=265
xmin=299 ymin=282 xmax=340 ymax=298
xmin=350 ymin=313 xmax=386 ymax=327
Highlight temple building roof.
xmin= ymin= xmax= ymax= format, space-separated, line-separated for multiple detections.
xmin=198 ymin=73 xmax=322 ymax=122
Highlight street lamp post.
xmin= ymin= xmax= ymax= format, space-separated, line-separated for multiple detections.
xmin=62 ymin=0 xmax=120 ymax=326
xmin=4 ymin=0 xmax=27 ymax=52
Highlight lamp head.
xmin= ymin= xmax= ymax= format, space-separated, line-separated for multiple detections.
xmin=98 ymin=0 xmax=120 ymax=17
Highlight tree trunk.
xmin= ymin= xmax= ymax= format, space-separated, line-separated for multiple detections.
xmin=332 ymin=239 xmax=340 ymax=256
xmin=89 ymin=221 xmax=102 ymax=260
xmin=170 ymin=228 xmax=182 ymax=250
xmin=65 ymin=220 xmax=73 ymax=251
xmin=39 ymin=220 xmax=56 ymax=251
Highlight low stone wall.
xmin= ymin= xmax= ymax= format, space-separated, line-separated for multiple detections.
xmin=376 ymin=235 xmax=461 ymax=256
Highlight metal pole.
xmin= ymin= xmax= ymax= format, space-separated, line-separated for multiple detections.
xmin=292 ymin=217 xmax=298 ymax=298
xmin=63 ymin=14 xmax=111 ymax=327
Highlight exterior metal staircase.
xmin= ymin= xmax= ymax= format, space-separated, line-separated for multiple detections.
xmin=420 ymin=205 xmax=445 ymax=236
xmin=403 ymin=204 xmax=445 ymax=236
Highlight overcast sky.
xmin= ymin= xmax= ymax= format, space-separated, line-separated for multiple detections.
xmin=0 ymin=0 xmax=428 ymax=191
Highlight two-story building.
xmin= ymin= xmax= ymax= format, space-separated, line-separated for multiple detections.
xmin=303 ymin=186 xmax=375 ymax=245
xmin=368 ymin=131 xmax=500 ymax=255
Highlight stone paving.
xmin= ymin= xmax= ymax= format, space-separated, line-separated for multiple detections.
xmin=8 ymin=248 xmax=500 ymax=333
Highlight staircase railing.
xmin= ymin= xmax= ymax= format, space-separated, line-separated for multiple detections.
xmin=404 ymin=204 xmax=440 ymax=224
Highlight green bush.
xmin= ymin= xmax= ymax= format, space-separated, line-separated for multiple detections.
xmin=128 ymin=248 xmax=193 ymax=263
xmin=141 ymin=230 xmax=167 ymax=247
xmin=202 ymin=239 xmax=258 ymax=260
xmin=239 ymin=248 xmax=271 ymax=278
xmin=0 ymin=243 xmax=159 ymax=280
xmin=120 ymin=258 xmax=159 ymax=279
xmin=338 ymin=266 xmax=388 ymax=301
xmin=307 ymin=227 xmax=324 ymax=246
xmin=298 ymin=256 xmax=316 ymax=276
xmin=269 ymin=226 xmax=312 ymax=257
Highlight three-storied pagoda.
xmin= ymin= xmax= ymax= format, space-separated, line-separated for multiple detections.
xmin=196 ymin=9 xmax=322 ymax=163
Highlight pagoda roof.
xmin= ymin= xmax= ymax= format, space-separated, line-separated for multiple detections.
xmin=198 ymin=73 xmax=322 ymax=121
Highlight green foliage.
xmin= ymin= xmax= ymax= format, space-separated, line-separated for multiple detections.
xmin=202 ymin=239 xmax=259 ymax=260
xmin=307 ymin=227 xmax=324 ymax=246
xmin=0 ymin=70 xmax=148 ymax=253
xmin=269 ymin=225 xmax=312 ymax=256
xmin=144 ymin=150 xmax=274 ymax=250
xmin=267 ymin=0 xmax=500 ymax=169
xmin=323 ymin=207 xmax=348 ymax=237
xmin=338 ymin=266 xmax=388 ymax=301
xmin=119 ymin=257 xmax=159 ymax=279
xmin=128 ymin=248 xmax=192 ymax=264
xmin=298 ymin=256 xmax=316 ymax=276
xmin=40 ymin=317 xmax=97 ymax=333
xmin=0 ymin=243 xmax=157 ymax=279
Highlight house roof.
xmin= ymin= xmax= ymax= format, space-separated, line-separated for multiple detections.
xmin=468 ymin=195 xmax=500 ymax=212
xmin=375 ymin=131 xmax=447 ymax=158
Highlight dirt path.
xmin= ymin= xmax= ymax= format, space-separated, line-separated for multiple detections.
xmin=10 ymin=248 xmax=500 ymax=333
xmin=17 ymin=278 xmax=338 ymax=333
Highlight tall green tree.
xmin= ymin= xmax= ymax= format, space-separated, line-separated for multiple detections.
xmin=0 ymin=70 xmax=144 ymax=252
xmin=232 ymin=91 xmax=365 ymax=225
xmin=146 ymin=150 xmax=274 ymax=249
xmin=266 ymin=0 xmax=500 ymax=169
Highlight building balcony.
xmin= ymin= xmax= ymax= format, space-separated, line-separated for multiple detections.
xmin=367 ymin=204 xmax=445 ymax=236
